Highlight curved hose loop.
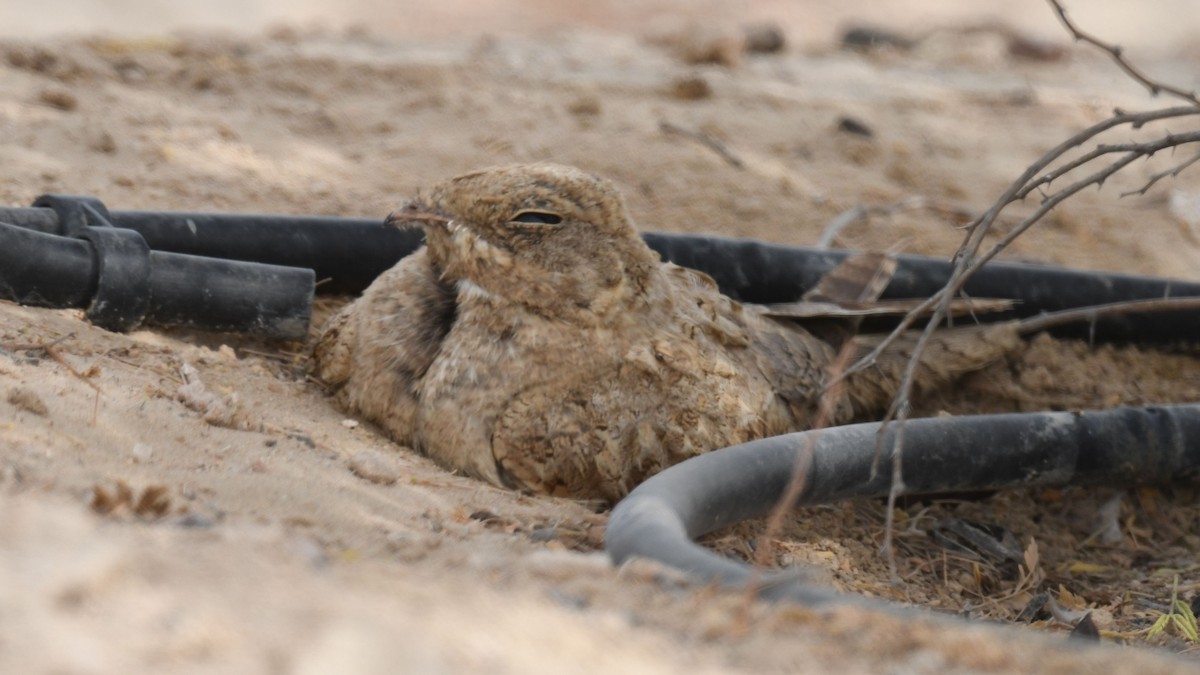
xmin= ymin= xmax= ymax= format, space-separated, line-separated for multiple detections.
xmin=606 ymin=404 xmax=1200 ymax=605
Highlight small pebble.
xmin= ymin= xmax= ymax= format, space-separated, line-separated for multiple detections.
xmin=674 ymin=29 xmax=743 ymax=67
xmin=841 ymin=26 xmax=915 ymax=51
xmin=1007 ymin=35 xmax=1066 ymax=62
xmin=668 ymin=75 xmax=712 ymax=101
xmin=348 ymin=448 xmax=403 ymax=485
xmin=38 ymin=87 xmax=78 ymax=111
xmin=567 ymin=95 xmax=602 ymax=116
xmin=131 ymin=442 xmax=153 ymax=463
xmin=743 ymin=23 xmax=786 ymax=54
xmin=90 ymin=131 xmax=117 ymax=154
xmin=837 ymin=115 xmax=874 ymax=138
xmin=7 ymin=387 xmax=48 ymax=416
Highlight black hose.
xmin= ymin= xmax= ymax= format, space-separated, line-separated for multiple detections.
xmin=643 ymin=233 xmax=1200 ymax=343
xmin=0 ymin=199 xmax=419 ymax=295
xmin=0 ymin=220 xmax=313 ymax=339
xmin=605 ymin=404 xmax=1200 ymax=604
xmin=0 ymin=220 xmax=97 ymax=309
xmin=6 ymin=195 xmax=1200 ymax=341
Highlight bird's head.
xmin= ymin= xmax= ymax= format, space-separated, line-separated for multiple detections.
xmin=387 ymin=163 xmax=659 ymax=319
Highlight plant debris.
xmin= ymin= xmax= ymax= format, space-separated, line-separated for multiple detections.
xmin=90 ymin=481 xmax=171 ymax=519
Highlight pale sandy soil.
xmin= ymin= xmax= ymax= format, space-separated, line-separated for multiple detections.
xmin=2 ymin=2 xmax=1200 ymax=673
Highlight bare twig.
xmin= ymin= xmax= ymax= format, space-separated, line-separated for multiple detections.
xmin=43 ymin=344 xmax=101 ymax=393
xmin=1021 ymin=129 xmax=1200 ymax=200
xmin=1016 ymin=296 xmax=1200 ymax=335
xmin=1047 ymin=0 xmax=1200 ymax=107
xmin=840 ymin=119 xmax=1200 ymax=393
xmin=43 ymin=342 xmax=102 ymax=426
xmin=818 ymin=205 xmax=869 ymax=249
xmin=1 ymin=332 xmax=75 ymax=353
xmin=839 ymin=3 xmax=1200 ymax=575
xmin=239 ymin=347 xmax=304 ymax=363
xmin=817 ymin=197 xmax=928 ymax=249
xmin=751 ymin=336 xmax=858 ymax=576
xmin=861 ymin=143 xmax=1193 ymax=565
xmin=659 ymin=120 xmax=745 ymax=169
xmin=1123 ymin=149 xmax=1200 ymax=197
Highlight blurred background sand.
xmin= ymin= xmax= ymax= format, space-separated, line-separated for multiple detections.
xmin=3 ymin=0 xmax=1197 ymax=53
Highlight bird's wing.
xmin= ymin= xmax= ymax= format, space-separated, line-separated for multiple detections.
xmin=491 ymin=333 xmax=774 ymax=504
xmin=311 ymin=248 xmax=455 ymax=441
xmin=843 ymin=322 xmax=1023 ymax=417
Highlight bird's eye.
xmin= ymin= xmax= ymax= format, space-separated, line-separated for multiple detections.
xmin=510 ymin=211 xmax=563 ymax=225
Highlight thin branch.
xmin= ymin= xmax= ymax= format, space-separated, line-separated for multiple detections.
xmin=817 ymin=197 xmax=928 ymax=249
xmin=1048 ymin=0 xmax=1200 ymax=107
xmin=1 ymin=332 xmax=75 ymax=353
xmin=956 ymin=108 xmax=1200 ymax=263
xmin=838 ymin=118 xmax=1200 ymax=386
xmin=880 ymin=398 xmax=909 ymax=579
xmin=753 ymin=339 xmax=856 ymax=568
xmin=1122 ymin=149 xmax=1200 ymax=197
xmin=851 ymin=3 xmax=1200 ymax=578
xmin=967 ymin=151 xmax=1144 ymax=272
xmin=1016 ymin=297 xmax=1200 ymax=335
xmin=659 ymin=120 xmax=745 ymax=169
xmin=44 ymin=344 xmax=101 ymax=393
xmin=818 ymin=205 xmax=868 ymax=249
xmin=863 ymin=150 xmax=1150 ymax=439
xmin=1021 ymin=129 xmax=1200 ymax=200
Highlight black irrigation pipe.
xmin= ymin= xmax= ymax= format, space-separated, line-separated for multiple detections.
xmin=605 ymin=403 xmax=1200 ymax=605
xmin=5 ymin=194 xmax=1200 ymax=341
xmin=0 ymin=197 xmax=313 ymax=339
xmin=644 ymin=234 xmax=1200 ymax=344
xmin=0 ymin=196 xmax=415 ymax=296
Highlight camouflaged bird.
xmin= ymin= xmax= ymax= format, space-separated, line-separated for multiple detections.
xmin=312 ymin=164 xmax=1021 ymax=503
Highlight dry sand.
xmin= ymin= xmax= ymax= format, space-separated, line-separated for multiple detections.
xmin=2 ymin=2 xmax=1200 ymax=672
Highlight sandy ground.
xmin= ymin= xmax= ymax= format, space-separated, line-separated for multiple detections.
xmin=3 ymin=2 xmax=1200 ymax=672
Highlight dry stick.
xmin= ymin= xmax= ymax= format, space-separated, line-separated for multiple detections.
xmin=1048 ymin=0 xmax=1200 ymax=107
xmin=239 ymin=347 xmax=303 ymax=363
xmin=966 ymin=152 xmax=1149 ymax=273
xmin=43 ymin=343 xmax=103 ymax=426
xmin=659 ymin=120 xmax=746 ymax=169
xmin=1123 ymin=149 xmax=1200 ymax=197
xmin=956 ymin=108 xmax=1200 ymax=263
xmin=1015 ymin=297 xmax=1200 ymax=335
xmin=954 ymin=131 xmax=1200 ymax=297
xmin=752 ymin=338 xmax=857 ymax=571
xmin=818 ymin=205 xmax=869 ymax=250
xmin=0 ymin=332 xmax=76 ymax=353
xmin=846 ymin=121 xmax=1200 ymax=446
xmin=746 ymin=0 xmax=1200 ymax=588
xmin=739 ymin=337 xmax=858 ymax=613
xmin=2 ymin=333 xmax=100 ymax=423
xmin=1020 ymin=132 xmax=1200 ymax=201
xmin=856 ymin=11 xmax=1200 ymax=572
xmin=43 ymin=344 xmax=101 ymax=392
xmin=840 ymin=108 xmax=1200 ymax=385
xmin=875 ymin=145 xmax=1187 ymax=570
xmin=817 ymin=197 xmax=928 ymax=249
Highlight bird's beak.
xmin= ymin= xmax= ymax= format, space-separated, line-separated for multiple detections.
xmin=384 ymin=211 xmax=450 ymax=230
xmin=384 ymin=200 xmax=449 ymax=230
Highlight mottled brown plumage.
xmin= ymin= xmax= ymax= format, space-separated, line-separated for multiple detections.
xmin=313 ymin=164 xmax=1020 ymax=503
